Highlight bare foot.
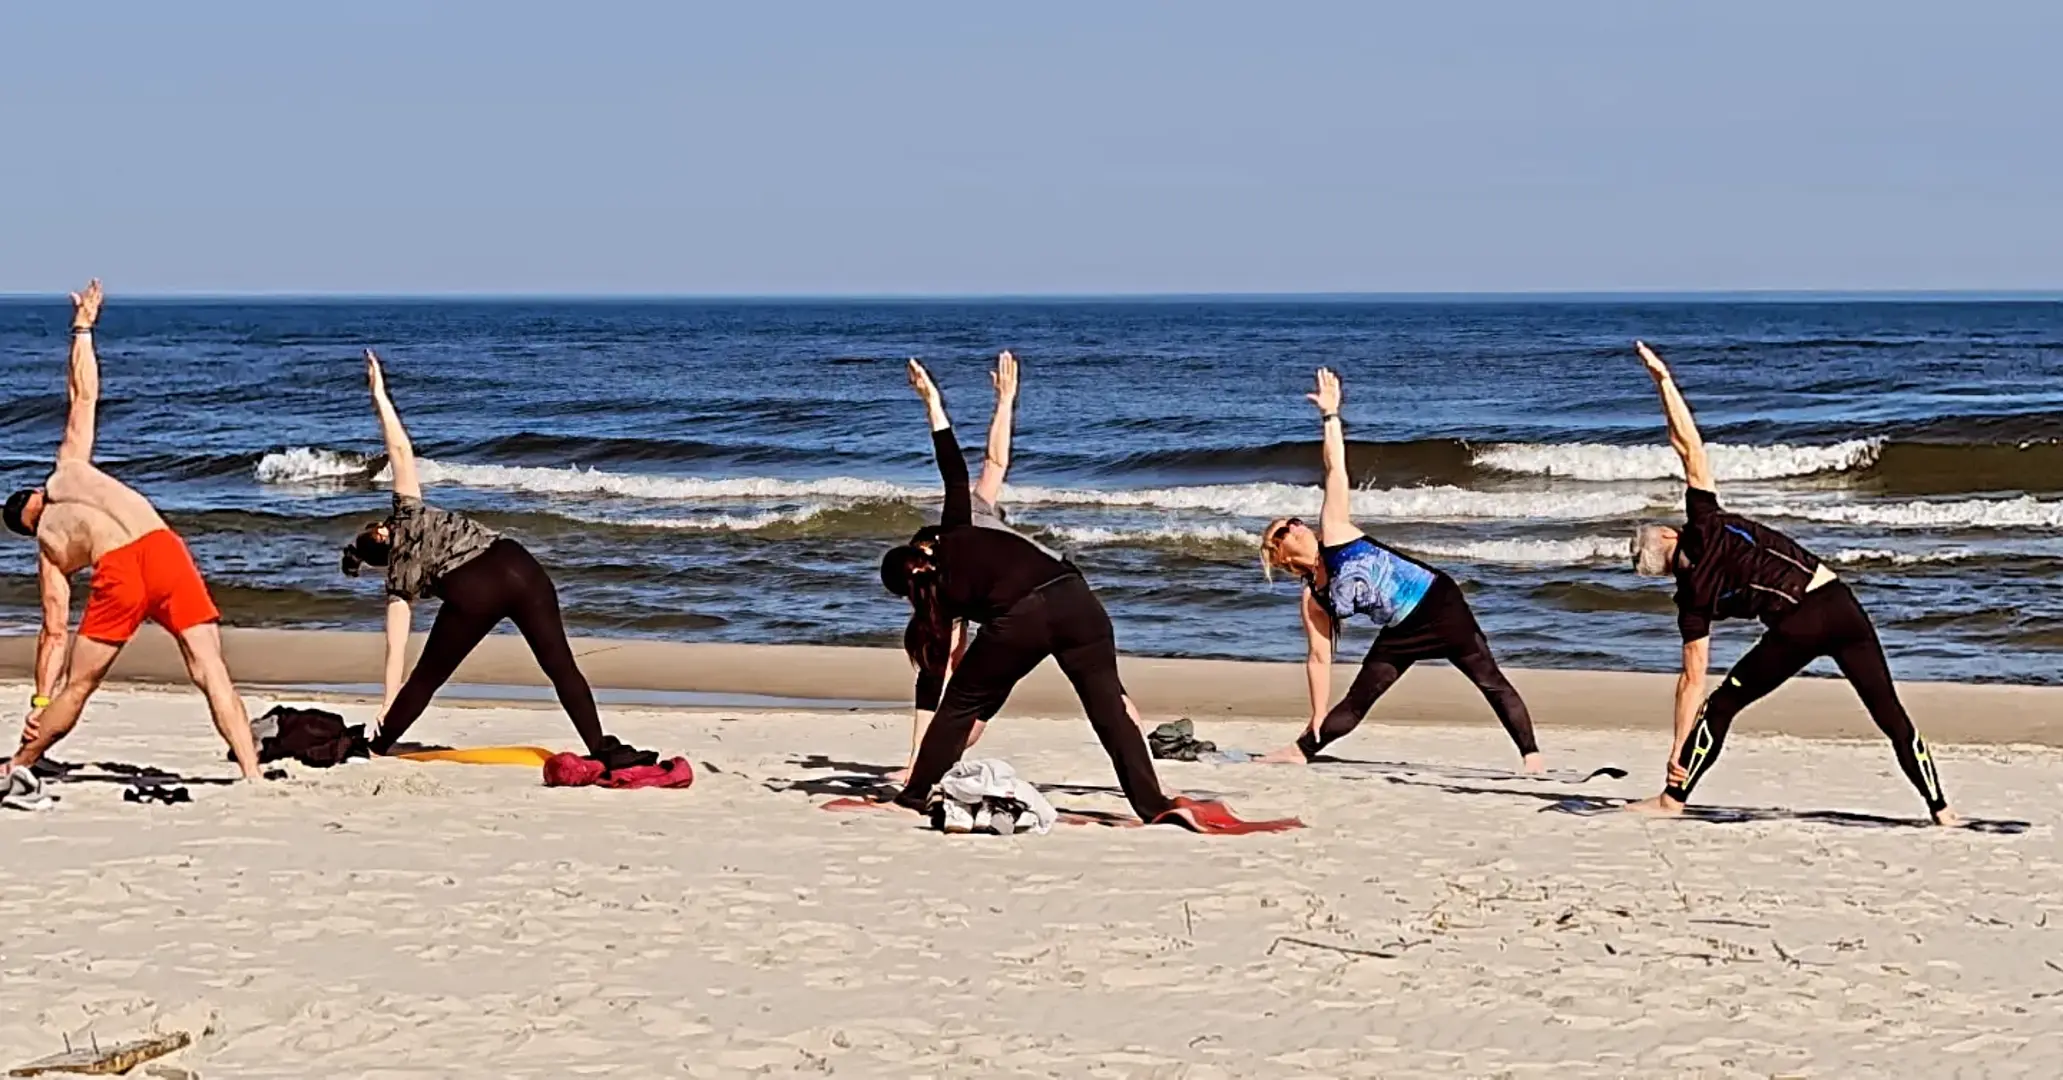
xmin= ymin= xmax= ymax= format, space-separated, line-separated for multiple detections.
xmin=1255 ymin=744 xmax=1309 ymax=765
xmin=1621 ymin=793 xmax=1685 ymax=817
xmin=1932 ymin=807 xmax=1962 ymax=828
xmin=1519 ymin=753 xmax=1546 ymax=775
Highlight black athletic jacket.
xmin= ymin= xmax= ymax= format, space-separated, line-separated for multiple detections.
xmin=1673 ymin=487 xmax=1824 ymax=642
xmin=928 ymin=426 xmax=1075 ymax=625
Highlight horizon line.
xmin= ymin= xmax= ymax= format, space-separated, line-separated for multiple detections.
xmin=0 ymin=288 xmax=2060 ymax=303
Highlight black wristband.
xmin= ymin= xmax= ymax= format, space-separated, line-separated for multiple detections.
xmin=1321 ymin=412 xmax=1340 ymax=423
xmin=71 ymin=326 xmax=93 ymax=336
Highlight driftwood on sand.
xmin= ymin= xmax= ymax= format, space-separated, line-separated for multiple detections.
xmin=9 ymin=1031 xmax=190 ymax=1077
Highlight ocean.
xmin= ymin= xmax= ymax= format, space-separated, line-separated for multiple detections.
xmin=1 ymin=297 xmax=2058 ymax=684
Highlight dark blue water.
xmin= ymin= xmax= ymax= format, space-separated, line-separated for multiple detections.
xmin=2 ymin=298 xmax=2059 ymax=682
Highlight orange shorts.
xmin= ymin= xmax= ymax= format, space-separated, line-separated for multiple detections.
xmin=79 ymin=529 xmax=221 ymax=644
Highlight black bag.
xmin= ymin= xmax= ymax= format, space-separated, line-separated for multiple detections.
xmin=230 ymin=706 xmax=370 ymax=768
xmin=1147 ymin=718 xmax=1216 ymax=762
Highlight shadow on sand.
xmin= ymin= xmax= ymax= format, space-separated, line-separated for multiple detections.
xmin=1372 ymin=774 xmax=2029 ymax=834
xmin=33 ymin=758 xmax=254 ymax=788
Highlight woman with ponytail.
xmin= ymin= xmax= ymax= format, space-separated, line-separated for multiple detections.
xmin=880 ymin=359 xmax=1172 ymax=822
xmin=889 ymin=353 xmax=1146 ymax=782
xmin=341 ymin=350 xmax=652 ymax=769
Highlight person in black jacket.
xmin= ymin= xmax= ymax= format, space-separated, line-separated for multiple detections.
xmin=880 ymin=360 xmax=1172 ymax=822
xmin=1625 ymin=342 xmax=1955 ymax=825
xmin=892 ymin=351 xmax=1145 ymax=782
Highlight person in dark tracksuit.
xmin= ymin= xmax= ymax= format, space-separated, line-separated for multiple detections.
xmin=1625 ymin=342 xmax=1955 ymax=825
xmin=880 ymin=359 xmax=1171 ymax=822
xmin=892 ymin=351 xmax=1143 ymax=782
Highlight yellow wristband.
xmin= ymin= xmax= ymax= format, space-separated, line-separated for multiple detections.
xmin=30 ymin=695 xmax=51 ymax=709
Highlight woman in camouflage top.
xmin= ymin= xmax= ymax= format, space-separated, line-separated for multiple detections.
xmin=341 ymin=350 xmax=650 ymax=768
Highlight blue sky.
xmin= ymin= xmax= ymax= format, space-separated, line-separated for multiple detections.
xmin=2 ymin=1 xmax=2058 ymax=295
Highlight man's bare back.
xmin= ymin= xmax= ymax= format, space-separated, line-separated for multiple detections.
xmin=37 ymin=460 xmax=168 ymax=574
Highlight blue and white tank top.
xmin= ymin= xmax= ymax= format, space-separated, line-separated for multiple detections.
xmin=1315 ymin=536 xmax=1436 ymax=628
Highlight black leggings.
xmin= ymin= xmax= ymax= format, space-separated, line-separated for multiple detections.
xmin=1297 ymin=575 xmax=1538 ymax=760
xmin=369 ymin=539 xmax=606 ymax=756
xmin=1665 ymin=580 xmax=1948 ymax=814
xmin=895 ymin=574 xmax=1171 ymax=822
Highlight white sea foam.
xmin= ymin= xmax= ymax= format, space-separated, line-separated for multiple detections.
xmin=1045 ymin=523 xmax=1260 ymax=548
xmin=1823 ymin=547 xmax=1986 ymax=566
xmin=1009 ymin=482 xmax=1656 ymax=521
xmin=1406 ymin=536 xmax=1632 ymax=565
xmin=1755 ymin=495 xmax=2063 ymax=530
xmin=1474 ymin=439 xmax=1881 ymax=482
xmin=415 ymin=460 xmax=929 ymax=502
xmin=254 ymin=447 xmax=373 ymax=484
xmin=302 ymin=456 xmax=1667 ymax=522
xmin=561 ymin=507 xmax=822 ymax=532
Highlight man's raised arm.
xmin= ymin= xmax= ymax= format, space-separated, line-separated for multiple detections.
xmin=56 ymin=280 xmax=104 ymax=464
xmin=1637 ymin=341 xmax=1714 ymax=491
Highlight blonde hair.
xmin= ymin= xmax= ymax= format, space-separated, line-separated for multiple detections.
xmin=1258 ymin=517 xmax=1295 ymax=582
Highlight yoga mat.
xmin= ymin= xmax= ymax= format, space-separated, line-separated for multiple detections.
xmin=821 ymin=795 xmax=1303 ymax=834
xmin=1546 ymin=797 xmax=2030 ymax=833
xmin=1155 ymin=796 xmax=1304 ymax=834
xmin=821 ymin=796 xmax=1133 ymax=828
xmin=1314 ymin=761 xmax=1628 ymax=785
xmin=1205 ymin=753 xmax=1628 ymax=786
xmin=395 ymin=746 xmax=557 ymax=767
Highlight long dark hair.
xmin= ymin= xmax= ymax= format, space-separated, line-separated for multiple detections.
xmin=882 ymin=544 xmax=953 ymax=677
xmin=340 ymin=522 xmax=392 ymax=577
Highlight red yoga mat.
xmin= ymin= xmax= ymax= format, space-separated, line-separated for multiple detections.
xmin=1154 ymin=796 xmax=1303 ymax=834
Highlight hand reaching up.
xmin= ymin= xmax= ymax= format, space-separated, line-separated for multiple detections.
xmin=70 ymin=279 xmax=103 ymax=330
xmin=1307 ymin=367 xmax=1342 ymax=415
xmin=365 ymin=349 xmax=391 ymax=402
xmin=1636 ymin=341 xmax=1673 ymax=382
xmin=907 ymin=358 xmax=941 ymax=405
xmin=991 ymin=351 xmax=1019 ymax=402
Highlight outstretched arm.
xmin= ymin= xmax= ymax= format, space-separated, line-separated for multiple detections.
xmin=33 ymin=554 xmax=71 ymax=704
xmin=901 ymin=622 xmax=968 ymax=780
xmin=1300 ymin=589 xmax=1333 ymax=733
xmin=1308 ymin=368 xmax=1359 ymax=544
xmin=21 ymin=555 xmax=72 ymax=752
xmin=975 ymin=351 xmax=1018 ymax=505
xmin=1666 ymin=635 xmax=1711 ymax=785
xmin=56 ymin=280 xmax=104 ymax=463
xmin=908 ymin=360 xmax=969 ymax=528
xmin=380 ymin=597 xmax=411 ymax=725
xmin=1637 ymin=342 xmax=1714 ymax=491
xmin=366 ymin=350 xmax=423 ymax=500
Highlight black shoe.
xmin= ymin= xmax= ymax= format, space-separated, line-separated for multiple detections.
xmin=590 ymin=736 xmax=660 ymax=772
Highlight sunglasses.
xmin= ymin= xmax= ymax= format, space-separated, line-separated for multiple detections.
xmin=1269 ymin=517 xmax=1304 ymax=544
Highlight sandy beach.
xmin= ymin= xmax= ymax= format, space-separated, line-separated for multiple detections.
xmin=3 ymin=627 xmax=2060 ymax=745
xmin=1 ymin=631 xmax=2059 ymax=1077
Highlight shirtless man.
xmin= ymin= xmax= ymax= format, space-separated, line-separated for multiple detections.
xmin=1624 ymin=341 xmax=1952 ymax=824
xmin=2 ymin=281 xmax=261 ymax=779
